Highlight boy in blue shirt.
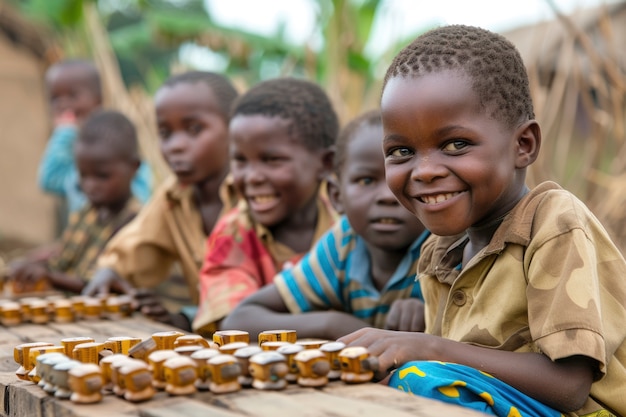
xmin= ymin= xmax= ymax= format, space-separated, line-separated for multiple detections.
xmin=222 ymin=110 xmax=429 ymax=340
xmin=39 ymin=59 xmax=152 ymax=224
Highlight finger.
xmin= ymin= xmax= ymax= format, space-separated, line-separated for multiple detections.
xmin=81 ymin=281 xmax=96 ymax=296
xmin=384 ymin=308 xmax=400 ymax=331
xmin=111 ymin=278 xmax=135 ymax=295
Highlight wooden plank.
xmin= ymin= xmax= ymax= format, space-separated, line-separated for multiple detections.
xmin=322 ymin=383 xmax=489 ymax=416
xmin=139 ymin=398 xmax=243 ymax=417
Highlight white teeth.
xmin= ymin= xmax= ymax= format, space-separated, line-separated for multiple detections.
xmin=378 ymin=218 xmax=399 ymax=224
xmin=251 ymin=195 xmax=276 ymax=204
xmin=422 ymin=192 xmax=460 ymax=205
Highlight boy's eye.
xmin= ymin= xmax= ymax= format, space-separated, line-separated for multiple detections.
xmin=388 ymin=147 xmax=412 ymax=158
xmin=188 ymin=123 xmax=204 ymax=135
xmin=158 ymin=127 xmax=171 ymax=140
xmin=356 ymin=177 xmax=374 ymax=186
xmin=443 ymin=140 xmax=468 ymax=152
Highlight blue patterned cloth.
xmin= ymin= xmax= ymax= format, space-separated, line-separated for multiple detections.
xmin=389 ymin=361 xmax=565 ymax=417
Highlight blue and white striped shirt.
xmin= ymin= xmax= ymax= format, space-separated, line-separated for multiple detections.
xmin=275 ymin=215 xmax=430 ymax=328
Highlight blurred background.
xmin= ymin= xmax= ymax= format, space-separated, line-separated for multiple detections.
xmin=0 ymin=0 xmax=625 ymax=259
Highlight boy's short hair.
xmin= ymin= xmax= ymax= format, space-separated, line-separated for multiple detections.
xmin=231 ymin=77 xmax=339 ymax=150
xmin=46 ymin=59 xmax=102 ymax=100
xmin=384 ymin=25 xmax=534 ymax=129
xmin=78 ymin=110 xmax=138 ymax=161
xmin=334 ymin=109 xmax=381 ymax=175
xmin=160 ymin=71 xmax=239 ymax=121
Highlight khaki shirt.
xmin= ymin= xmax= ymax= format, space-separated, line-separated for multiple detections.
xmin=97 ymin=176 xmax=237 ymax=304
xmin=418 ymin=181 xmax=626 ymax=416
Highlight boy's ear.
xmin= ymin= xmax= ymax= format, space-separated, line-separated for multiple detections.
xmin=515 ymin=120 xmax=541 ymax=169
xmin=326 ymin=173 xmax=344 ymax=214
xmin=318 ymin=147 xmax=336 ymax=180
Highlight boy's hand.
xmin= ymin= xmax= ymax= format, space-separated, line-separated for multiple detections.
xmin=9 ymin=262 xmax=52 ymax=293
xmin=53 ymin=110 xmax=77 ymax=127
xmin=134 ymin=289 xmax=191 ymax=331
xmin=384 ymin=298 xmax=425 ymax=332
xmin=82 ymin=267 xmax=135 ymax=297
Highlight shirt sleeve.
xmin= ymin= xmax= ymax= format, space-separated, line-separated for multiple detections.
xmin=275 ymin=218 xmax=349 ymax=314
xmin=526 ymin=213 xmax=626 ymax=377
xmin=38 ymin=125 xmax=78 ymax=196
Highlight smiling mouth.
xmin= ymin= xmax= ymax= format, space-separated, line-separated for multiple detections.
xmin=374 ymin=217 xmax=401 ymax=224
xmin=419 ymin=192 xmax=461 ymax=205
xmin=250 ymin=195 xmax=277 ymax=204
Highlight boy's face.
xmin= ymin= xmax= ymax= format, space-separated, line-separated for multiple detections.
xmin=229 ymin=115 xmax=329 ymax=227
xmin=155 ymin=82 xmax=229 ymax=186
xmin=381 ymin=70 xmax=529 ymax=236
xmin=336 ymin=123 xmax=425 ymax=252
xmin=75 ymin=143 xmax=138 ymax=209
xmin=46 ymin=66 xmax=101 ymax=123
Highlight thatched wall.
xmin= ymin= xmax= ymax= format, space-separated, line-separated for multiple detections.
xmin=0 ymin=3 xmax=57 ymax=251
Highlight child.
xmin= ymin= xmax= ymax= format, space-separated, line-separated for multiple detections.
xmin=9 ymin=110 xmax=142 ymax=294
xmin=39 ymin=59 xmax=152 ymax=220
xmin=338 ymin=25 xmax=626 ymax=416
xmin=192 ymin=77 xmax=339 ymax=335
xmin=222 ymin=110 xmax=430 ymax=341
xmin=82 ymin=71 xmax=239 ymax=330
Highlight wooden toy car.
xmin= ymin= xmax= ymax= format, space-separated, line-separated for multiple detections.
xmin=111 ymin=357 xmax=145 ymax=397
xmin=60 ymin=336 xmax=94 ymax=359
xmin=104 ymin=336 xmax=142 ymax=355
xmin=128 ymin=337 xmax=157 ymax=361
xmin=27 ymin=345 xmax=65 ymax=382
xmin=258 ymin=329 xmax=297 ymax=345
xmin=248 ymin=351 xmax=289 ymax=390
xmin=190 ymin=348 xmax=221 ymax=390
xmin=319 ymin=341 xmax=346 ymax=380
xmin=163 ymin=355 xmax=198 ymax=395
xmin=294 ymin=349 xmax=330 ymax=387
xmin=212 ymin=330 xmax=250 ymax=347
xmin=147 ymin=349 xmax=180 ymax=389
xmin=233 ymin=345 xmax=263 ymax=387
xmin=49 ymin=359 xmax=82 ymax=399
xmin=151 ymin=330 xmax=185 ymax=350
xmin=119 ymin=360 xmax=155 ymax=402
xmin=72 ymin=341 xmax=106 ymax=364
xmin=338 ymin=346 xmax=379 ymax=383
xmin=276 ymin=343 xmax=304 ymax=383
xmin=82 ymin=297 xmax=103 ymax=320
xmin=99 ymin=353 xmax=129 ymax=394
xmin=68 ymin=363 xmax=103 ymax=404
xmin=28 ymin=299 xmax=50 ymax=324
xmin=33 ymin=352 xmax=67 ymax=388
xmin=14 ymin=341 xmax=54 ymax=381
xmin=206 ymin=354 xmax=242 ymax=394
xmin=52 ymin=298 xmax=74 ymax=323
xmin=38 ymin=354 xmax=72 ymax=393
xmin=1 ymin=301 xmax=22 ymax=326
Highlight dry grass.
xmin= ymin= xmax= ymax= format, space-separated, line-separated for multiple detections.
xmin=518 ymin=4 xmax=626 ymax=253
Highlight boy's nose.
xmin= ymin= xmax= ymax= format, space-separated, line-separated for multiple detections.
xmin=242 ymin=163 xmax=266 ymax=184
xmin=410 ymin=154 xmax=447 ymax=183
xmin=376 ymin=184 xmax=399 ymax=205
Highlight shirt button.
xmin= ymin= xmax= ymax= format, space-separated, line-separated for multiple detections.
xmin=451 ymin=290 xmax=466 ymax=306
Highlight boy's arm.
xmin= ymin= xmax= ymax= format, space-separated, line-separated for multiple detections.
xmin=340 ymin=328 xmax=594 ymax=412
xmin=38 ymin=125 xmax=78 ymax=196
xmin=222 ymin=284 xmax=371 ymax=341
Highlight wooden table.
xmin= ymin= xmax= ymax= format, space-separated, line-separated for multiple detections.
xmin=0 ymin=314 xmax=488 ymax=417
